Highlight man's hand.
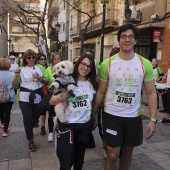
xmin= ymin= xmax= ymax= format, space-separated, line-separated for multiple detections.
xmin=145 ymin=121 xmax=156 ymax=139
xmin=92 ymin=110 xmax=99 ymax=130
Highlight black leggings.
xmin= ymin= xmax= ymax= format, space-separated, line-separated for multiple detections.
xmin=0 ymin=102 xmax=13 ymax=132
xmin=19 ymin=101 xmax=40 ymax=141
xmin=48 ymin=106 xmax=55 ymax=132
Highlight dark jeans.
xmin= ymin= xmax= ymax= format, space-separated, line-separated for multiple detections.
xmin=48 ymin=106 xmax=55 ymax=133
xmin=0 ymin=102 xmax=13 ymax=132
xmin=19 ymin=101 xmax=40 ymax=141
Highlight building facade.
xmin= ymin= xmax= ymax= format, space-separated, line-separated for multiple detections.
xmin=8 ymin=0 xmax=42 ymax=57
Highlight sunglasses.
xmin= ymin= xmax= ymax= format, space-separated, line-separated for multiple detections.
xmin=27 ymin=56 xmax=36 ymax=60
xmin=73 ymin=62 xmax=76 ymax=64
xmin=39 ymin=58 xmax=46 ymax=61
xmin=80 ymin=62 xmax=91 ymax=69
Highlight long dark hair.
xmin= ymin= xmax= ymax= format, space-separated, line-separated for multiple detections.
xmin=73 ymin=54 xmax=98 ymax=91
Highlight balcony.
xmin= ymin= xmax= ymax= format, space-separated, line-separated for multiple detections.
xmin=80 ymin=9 xmax=118 ymax=39
xmin=70 ymin=26 xmax=80 ymax=39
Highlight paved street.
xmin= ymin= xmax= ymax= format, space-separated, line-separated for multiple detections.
xmin=0 ymin=91 xmax=170 ymax=170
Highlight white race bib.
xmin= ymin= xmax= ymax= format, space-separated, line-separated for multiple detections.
xmin=69 ymin=95 xmax=91 ymax=111
xmin=113 ymin=91 xmax=136 ymax=108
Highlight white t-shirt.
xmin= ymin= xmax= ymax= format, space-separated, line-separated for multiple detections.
xmin=99 ymin=54 xmax=154 ymax=117
xmin=9 ymin=63 xmax=18 ymax=72
xmin=68 ymin=80 xmax=96 ymax=123
xmin=18 ymin=66 xmax=43 ymax=103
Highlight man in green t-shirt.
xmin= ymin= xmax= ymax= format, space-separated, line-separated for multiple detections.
xmin=93 ymin=24 xmax=157 ymax=170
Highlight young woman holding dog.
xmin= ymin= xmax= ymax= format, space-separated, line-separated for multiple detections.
xmin=45 ymin=52 xmax=61 ymax=142
xmin=50 ymin=54 xmax=98 ymax=170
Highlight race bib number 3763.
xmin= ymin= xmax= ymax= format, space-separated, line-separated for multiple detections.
xmin=113 ymin=91 xmax=136 ymax=107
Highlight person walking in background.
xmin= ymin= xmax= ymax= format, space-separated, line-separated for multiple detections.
xmin=159 ymin=60 xmax=170 ymax=115
xmin=45 ymin=52 xmax=61 ymax=142
xmin=50 ymin=54 xmax=98 ymax=170
xmin=0 ymin=58 xmax=16 ymax=137
xmin=151 ymin=58 xmax=164 ymax=109
xmin=92 ymin=24 xmax=157 ymax=170
xmin=9 ymin=55 xmax=19 ymax=72
xmin=12 ymin=49 xmax=49 ymax=152
xmin=37 ymin=53 xmax=48 ymax=135
xmin=86 ymin=50 xmax=100 ymax=69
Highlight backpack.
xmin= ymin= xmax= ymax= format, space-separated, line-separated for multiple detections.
xmin=0 ymin=82 xmax=10 ymax=103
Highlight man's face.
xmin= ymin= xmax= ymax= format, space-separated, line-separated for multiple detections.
xmin=118 ymin=29 xmax=136 ymax=53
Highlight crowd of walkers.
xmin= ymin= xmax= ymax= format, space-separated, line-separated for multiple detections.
xmin=0 ymin=24 xmax=169 ymax=170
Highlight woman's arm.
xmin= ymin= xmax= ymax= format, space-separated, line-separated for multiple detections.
xmin=49 ymin=91 xmax=70 ymax=105
xmin=12 ymin=68 xmax=21 ymax=88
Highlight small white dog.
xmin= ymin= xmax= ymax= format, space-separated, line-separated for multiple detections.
xmin=51 ymin=60 xmax=75 ymax=123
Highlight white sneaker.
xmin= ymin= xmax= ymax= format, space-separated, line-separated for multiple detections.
xmin=48 ymin=132 xmax=53 ymax=142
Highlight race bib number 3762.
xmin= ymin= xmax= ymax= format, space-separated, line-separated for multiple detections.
xmin=113 ymin=91 xmax=136 ymax=107
xmin=69 ymin=95 xmax=91 ymax=111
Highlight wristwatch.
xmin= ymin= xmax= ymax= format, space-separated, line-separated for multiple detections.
xmin=150 ymin=118 xmax=157 ymax=124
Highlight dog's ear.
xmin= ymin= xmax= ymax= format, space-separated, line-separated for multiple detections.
xmin=66 ymin=60 xmax=74 ymax=73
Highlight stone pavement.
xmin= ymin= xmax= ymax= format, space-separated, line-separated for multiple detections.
xmin=0 ymin=92 xmax=170 ymax=170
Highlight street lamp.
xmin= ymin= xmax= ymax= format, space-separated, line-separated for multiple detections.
xmin=11 ymin=44 xmax=14 ymax=52
xmin=55 ymin=22 xmax=61 ymax=52
xmin=8 ymin=39 xmax=11 ymax=54
xmin=100 ymin=0 xmax=108 ymax=63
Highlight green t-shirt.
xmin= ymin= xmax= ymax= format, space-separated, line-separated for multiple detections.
xmin=46 ymin=66 xmax=55 ymax=88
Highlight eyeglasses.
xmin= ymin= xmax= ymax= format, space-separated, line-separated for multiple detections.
xmin=80 ymin=62 xmax=91 ymax=69
xmin=10 ymin=58 xmax=15 ymax=60
xmin=39 ymin=58 xmax=46 ymax=61
xmin=27 ymin=56 xmax=36 ymax=60
xmin=120 ymin=35 xmax=135 ymax=40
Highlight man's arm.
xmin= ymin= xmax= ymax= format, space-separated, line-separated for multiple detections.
xmin=92 ymin=80 xmax=107 ymax=116
xmin=144 ymin=80 xmax=157 ymax=139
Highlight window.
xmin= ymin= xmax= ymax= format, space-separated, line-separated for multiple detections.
xmin=12 ymin=27 xmax=22 ymax=32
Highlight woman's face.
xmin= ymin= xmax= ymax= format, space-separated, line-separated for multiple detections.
xmin=9 ymin=58 xmax=15 ymax=64
xmin=53 ymin=54 xmax=60 ymax=65
xmin=38 ymin=56 xmax=47 ymax=66
xmin=26 ymin=55 xmax=36 ymax=67
xmin=78 ymin=58 xmax=91 ymax=77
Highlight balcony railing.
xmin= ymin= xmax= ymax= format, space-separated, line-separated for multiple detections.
xmin=70 ymin=8 xmax=118 ymax=39
xmin=70 ymin=26 xmax=80 ymax=38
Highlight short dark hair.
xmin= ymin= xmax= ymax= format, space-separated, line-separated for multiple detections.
xmin=37 ymin=53 xmax=48 ymax=68
xmin=86 ymin=50 xmax=94 ymax=57
xmin=73 ymin=54 xmax=98 ymax=91
xmin=117 ymin=24 xmax=139 ymax=41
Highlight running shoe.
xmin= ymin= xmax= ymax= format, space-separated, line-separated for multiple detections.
xmin=47 ymin=132 xmax=53 ymax=142
xmin=2 ymin=130 xmax=10 ymax=137
xmin=40 ymin=126 xmax=46 ymax=135
xmin=29 ymin=140 xmax=36 ymax=152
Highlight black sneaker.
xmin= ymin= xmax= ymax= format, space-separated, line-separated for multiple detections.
xmin=159 ymin=110 xmax=168 ymax=113
xmin=29 ymin=141 xmax=36 ymax=152
xmin=40 ymin=126 xmax=46 ymax=135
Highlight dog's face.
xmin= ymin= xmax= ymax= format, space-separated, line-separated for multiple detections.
xmin=53 ymin=60 xmax=74 ymax=76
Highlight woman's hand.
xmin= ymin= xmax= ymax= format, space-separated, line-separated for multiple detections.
xmin=14 ymin=68 xmax=21 ymax=77
xmin=50 ymin=91 xmax=70 ymax=105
